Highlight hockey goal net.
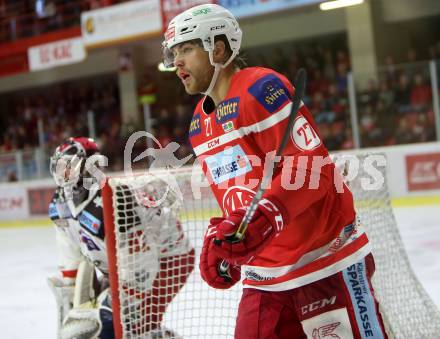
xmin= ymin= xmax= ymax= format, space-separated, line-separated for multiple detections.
xmin=102 ymin=153 xmax=440 ymax=339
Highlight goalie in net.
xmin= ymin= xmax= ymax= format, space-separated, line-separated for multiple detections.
xmin=47 ymin=137 xmax=195 ymax=339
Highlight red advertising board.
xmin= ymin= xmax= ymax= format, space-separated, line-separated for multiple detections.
xmin=0 ymin=27 xmax=80 ymax=78
xmin=406 ymin=152 xmax=440 ymax=191
xmin=0 ymin=53 xmax=29 ymax=77
xmin=28 ymin=187 xmax=55 ymax=216
xmin=160 ymin=0 xmax=215 ymax=32
xmin=28 ymin=37 xmax=86 ymax=71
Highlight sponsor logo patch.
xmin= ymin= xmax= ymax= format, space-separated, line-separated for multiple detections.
xmin=248 ymin=74 xmax=290 ymax=114
xmin=216 ymin=97 xmax=239 ymax=124
xmin=222 ymin=186 xmax=255 ymax=215
xmin=49 ymin=201 xmax=71 ymax=219
xmin=165 ymin=25 xmax=175 ymax=41
xmin=84 ymin=17 xmax=94 ymax=34
xmin=205 ymin=145 xmax=251 ymax=185
xmin=78 ymin=210 xmax=101 ymax=235
xmin=313 ymin=322 xmax=341 ymax=339
xmin=222 ymin=120 xmax=234 ymax=133
xmin=244 ymin=268 xmax=274 ymax=282
xmin=301 ymin=308 xmax=353 ymax=339
xmin=79 ymin=229 xmax=100 ymax=251
xmin=342 ymin=260 xmax=385 ymax=339
xmin=211 ymin=24 xmax=226 ymax=31
xmin=301 ymin=296 xmax=337 ymax=315
xmin=48 ymin=202 xmax=58 ymax=218
xmin=193 ymin=7 xmax=212 ymax=16
xmin=329 ymin=222 xmax=355 ymax=252
xmin=406 ymin=152 xmax=440 ymax=191
xmin=208 ymin=138 xmax=220 ymax=149
xmin=189 ymin=114 xmax=201 ymax=137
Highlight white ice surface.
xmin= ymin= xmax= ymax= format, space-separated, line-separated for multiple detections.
xmin=0 ymin=205 xmax=439 ymax=338
xmin=0 ymin=226 xmax=58 ymax=339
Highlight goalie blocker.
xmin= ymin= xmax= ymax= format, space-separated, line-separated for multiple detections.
xmin=48 ymin=137 xmax=194 ymax=339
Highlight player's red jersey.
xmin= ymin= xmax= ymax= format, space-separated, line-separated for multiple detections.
xmin=189 ymin=67 xmax=371 ymax=291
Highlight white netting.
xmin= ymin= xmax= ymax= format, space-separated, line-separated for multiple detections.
xmin=108 ymin=170 xmax=240 ymax=339
xmin=106 ymin=153 xmax=440 ymax=339
xmin=333 ymin=153 xmax=440 ymax=338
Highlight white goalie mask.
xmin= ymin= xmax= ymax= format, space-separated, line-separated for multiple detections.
xmin=162 ymin=4 xmax=242 ymax=95
xmin=50 ymin=137 xmax=101 ymax=190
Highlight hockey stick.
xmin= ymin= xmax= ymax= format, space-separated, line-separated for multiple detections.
xmin=218 ymin=68 xmax=307 ymax=277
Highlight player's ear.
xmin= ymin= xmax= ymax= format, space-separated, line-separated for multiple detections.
xmin=213 ymin=40 xmax=227 ymax=64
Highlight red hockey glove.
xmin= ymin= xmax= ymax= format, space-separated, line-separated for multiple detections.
xmin=199 ymin=220 xmax=241 ymax=289
xmin=211 ymin=198 xmax=284 ymax=265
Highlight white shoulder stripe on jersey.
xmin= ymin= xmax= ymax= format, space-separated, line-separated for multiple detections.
xmin=193 ymin=101 xmax=304 ymax=156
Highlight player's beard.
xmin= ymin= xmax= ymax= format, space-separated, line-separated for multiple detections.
xmin=184 ymin=65 xmax=214 ymax=95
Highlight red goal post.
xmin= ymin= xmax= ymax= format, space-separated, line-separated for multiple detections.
xmin=102 ymin=180 xmax=123 ymax=339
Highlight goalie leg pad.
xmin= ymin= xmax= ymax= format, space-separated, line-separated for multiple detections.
xmin=48 ymin=277 xmax=75 ymax=338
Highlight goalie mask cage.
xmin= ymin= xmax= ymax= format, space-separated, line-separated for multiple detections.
xmin=102 ymin=153 xmax=440 ymax=339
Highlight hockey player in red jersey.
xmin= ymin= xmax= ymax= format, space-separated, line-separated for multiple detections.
xmin=163 ymin=4 xmax=388 ymax=338
xmin=47 ymin=137 xmax=194 ymax=338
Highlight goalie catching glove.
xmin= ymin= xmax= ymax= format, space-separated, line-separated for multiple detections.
xmin=200 ymin=218 xmax=241 ymax=289
xmin=59 ymin=288 xmax=114 ymax=339
xmin=211 ymin=198 xmax=284 ymax=265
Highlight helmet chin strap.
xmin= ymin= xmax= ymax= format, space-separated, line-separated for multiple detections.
xmin=202 ymin=48 xmax=236 ymax=97
xmin=202 ymin=63 xmax=221 ymax=97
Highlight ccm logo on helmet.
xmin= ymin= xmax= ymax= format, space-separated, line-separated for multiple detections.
xmin=211 ymin=25 xmax=226 ymax=31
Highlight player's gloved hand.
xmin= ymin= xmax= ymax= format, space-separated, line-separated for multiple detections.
xmin=199 ymin=220 xmax=241 ymax=289
xmin=211 ymin=198 xmax=284 ymax=265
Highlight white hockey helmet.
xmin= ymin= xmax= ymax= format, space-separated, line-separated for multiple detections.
xmin=162 ymin=4 xmax=242 ymax=69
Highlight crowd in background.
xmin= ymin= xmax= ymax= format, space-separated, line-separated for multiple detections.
xmin=0 ymin=76 xmax=124 ymax=167
xmin=357 ymin=55 xmax=436 ymax=147
xmin=0 ymin=0 xmax=123 ymax=42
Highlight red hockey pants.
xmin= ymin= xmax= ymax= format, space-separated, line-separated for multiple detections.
xmin=235 ymin=253 xmax=388 ymax=339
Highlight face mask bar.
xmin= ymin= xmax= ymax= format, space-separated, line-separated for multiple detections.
xmin=162 ymin=39 xmax=204 ymax=69
xmin=50 ymin=154 xmax=84 ymax=188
